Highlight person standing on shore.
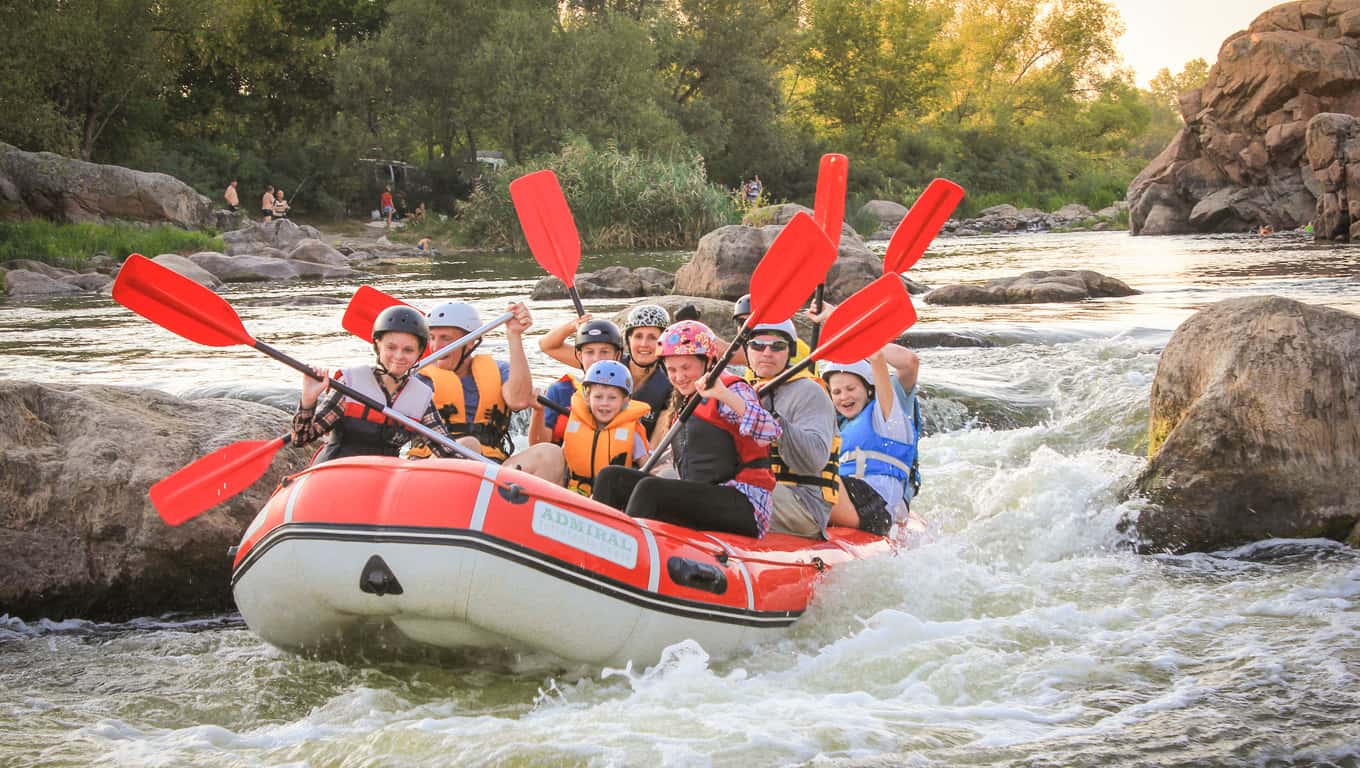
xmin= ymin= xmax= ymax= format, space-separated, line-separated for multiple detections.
xmin=272 ymin=189 xmax=290 ymax=219
xmin=224 ymin=180 xmax=239 ymax=211
xmin=261 ymin=185 xmax=275 ymax=221
xmin=381 ymin=186 xmax=395 ymax=229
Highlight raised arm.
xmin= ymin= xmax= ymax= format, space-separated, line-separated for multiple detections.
xmin=501 ymin=302 xmax=534 ymax=411
xmin=537 ymin=313 xmax=591 ymax=368
xmin=882 ymin=342 xmax=919 ymax=392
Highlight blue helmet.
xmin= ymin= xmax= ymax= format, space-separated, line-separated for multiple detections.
xmin=583 ymin=360 xmax=633 ymax=396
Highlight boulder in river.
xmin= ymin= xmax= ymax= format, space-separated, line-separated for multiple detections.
xmin=0 ymin=382 xmax=311 ymax=620
xmin=1131 ymin=296 xmax=1360 ymax=553
xmin=531 ymin=265 xmax=673 ymax=300
xmin=0 ymin=142 xmax=212 ymax=229
xmin=674 ymin=221 xmax=885 ymax=304
xmin=925 ymin=269 xmax=1138 ymax=305
xmin=187 ymin=251 xmax=360 ymax=282
xmin=151 ymin=253 xmax=224 ymax=290
xmin=222 ymin=219 xmax=325 ymax=257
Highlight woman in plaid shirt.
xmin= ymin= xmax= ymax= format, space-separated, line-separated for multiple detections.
xmin=292 ymin=306 xmax=458 ymax=463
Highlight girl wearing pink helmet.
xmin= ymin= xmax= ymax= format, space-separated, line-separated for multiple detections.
xmin=591 ymin=320 xmax=783 ymax=538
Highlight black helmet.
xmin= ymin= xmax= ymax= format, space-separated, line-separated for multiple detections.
xmin=732 ymin=293 xmax=752 ymax=321
xmin=575 ymin=319 xmax=624 ymax=351
xmin=373 ymin=305 xmax=428 ymax=348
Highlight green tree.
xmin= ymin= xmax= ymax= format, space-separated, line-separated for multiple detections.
xmin=1148 ymin=57 xmax=1210 ymax=116
xmin=794 ymin=0 xmax=952 ymax=147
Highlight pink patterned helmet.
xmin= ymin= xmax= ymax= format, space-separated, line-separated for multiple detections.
xmin=659 ymin=320 xmax=717 ymax=359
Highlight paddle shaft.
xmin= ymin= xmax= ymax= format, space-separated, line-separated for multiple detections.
xmin=568 ymin=287 xmax=585 ymax=317
xmin=262 ymin=340 xmax=492 ymax=464
xmin=810 ymin=286 xmax=826 ymax=348
xmin=414 ymin=311 xmax=514 ymax=370
xmin=638 ymin=323 xmax=753 ymax=473
xmin=537 ymin=394 xmax=570 ymax=416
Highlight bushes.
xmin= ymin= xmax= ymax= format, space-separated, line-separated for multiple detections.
xmin=0 ymin=220 xmax=222 ymax=267
xmin=456 ymin=138 xmax=740 ymax=251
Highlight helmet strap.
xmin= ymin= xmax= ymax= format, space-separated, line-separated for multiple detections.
xmin=372 ymin=340 xmax=412 ymax=386
xmin=454 ymin=337 xmax=481 ymax=371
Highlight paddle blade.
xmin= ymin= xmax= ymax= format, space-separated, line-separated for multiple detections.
xmin=812 ymin=153 xmax=849 ymax=246
xmin=343 ymin=285 xmax=409 ymax=342
xmin=748 ymin=212 xmax=838 ymax=325
xmin=510 ymin=169 xmax=582 ymax=286
xmin=150 ymin=436 xmax=289 ymax=525
xmin=112 ymin=254 xmax=253 ymax=347
xmin=812 ymin=273 xmax=917 ymax=364
xmin=884 ymin=178 xmax=965 ymax=274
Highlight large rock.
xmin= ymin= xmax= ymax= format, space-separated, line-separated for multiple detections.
xmin=924 ymin=269 xmax=1139 ymax=305
xmin=0 ymin=382 xmax=310 ymax=620
xmin=222 ymin=219 xmax=325 ymax=257
xmin=1127 ymin=1 xmax=1360 ymax=235
xmin=613 ymin=295 xmax=821 ymax=342
xmin=188 ymin=251 xmax=359 ymax=282
xmin=531 ymin=265 xmax=672 ymax=300
xmin=286 ymin=238 xmax=348 ymax=266
xmin=4 ymin=269 xmax=82 ymax=297
xmin=151 ymin=253 xmax=224 ymax=289
xmin=0 ymin=142 xmax=211 ymax=229
xmin=859 ymin=200 xmax=909 ymax=238
xmin=674 ymin=222 xmax=884 ymax=304
xmin=1131 ymin=297 xmax=1360 ymax=553
xmin=1305 ymin=111 xmax=1360 ymax=241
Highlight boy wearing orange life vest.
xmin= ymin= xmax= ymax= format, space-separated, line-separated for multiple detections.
xmin=559 ymin=360 xmax=651 ymax=496
xmin=528 ymin=318 xmax=624 ymax=445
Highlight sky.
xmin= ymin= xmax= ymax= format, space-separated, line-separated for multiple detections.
xmin=1112 ymin=0 xmax=1286 ymax=86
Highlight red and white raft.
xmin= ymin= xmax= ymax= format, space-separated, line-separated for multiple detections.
xmin=231 ymin=457 xmax=914 ymax=666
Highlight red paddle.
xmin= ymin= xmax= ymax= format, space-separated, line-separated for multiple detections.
xmin=639 ymin=212 xmax=837 ymax=471
xmin=509 ymin=169 xmax=586 ymax=316
xmin=151 ymin=436 xmax=292 ymax=526
xmin=810 ymin=153 xmax=848 ymax=347
xmin=883 ymin=178 xmax=964 ymax=275
xmin=756 ymin=273 xmax=918 ymax=394
xmin=113 ymin=255 xmax=494 ymax=524
xmin=342 ymin=284 xmax=409 ymax=342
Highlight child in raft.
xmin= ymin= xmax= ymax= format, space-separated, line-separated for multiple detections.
xmin=819 ymin=345 xmax=922 ymax=533
xmin=544 ymin=359 xmax=652 ymax=496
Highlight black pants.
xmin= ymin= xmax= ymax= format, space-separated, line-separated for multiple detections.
xmin=592 ymin=466 xmax=759 ymax=538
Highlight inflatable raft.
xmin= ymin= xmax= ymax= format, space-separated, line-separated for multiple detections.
xmin=231 ymin=457 xmax=911 ymax=666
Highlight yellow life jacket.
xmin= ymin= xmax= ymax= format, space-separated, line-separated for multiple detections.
xmin=748 ymin=365 xmax=841 ymax=504
xmin=562 ymin=393 xmax=651 ymax=496
xmin=410 ymin=355 xmax=512 ymax=460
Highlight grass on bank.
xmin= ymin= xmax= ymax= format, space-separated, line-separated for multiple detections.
xmin=456 ymin=137 xmax=739 ymax=252
xmin=0 ymin=219 xmax=223 ymax=268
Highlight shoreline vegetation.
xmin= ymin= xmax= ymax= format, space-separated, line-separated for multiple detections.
xmin=2 ymin=1 xmax=1202 ymax=256
xmin=0 ymin=220 xmax=223 ymax=268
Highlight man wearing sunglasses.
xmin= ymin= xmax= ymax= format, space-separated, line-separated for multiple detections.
xmin=743 ymin=320 xmax=841 ymax=538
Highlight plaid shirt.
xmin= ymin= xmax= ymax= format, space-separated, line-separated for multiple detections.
xmin=710 ymin=378 xmax=782 ymax=536
xmin=291 ymin=370 xmax=457 ymax=458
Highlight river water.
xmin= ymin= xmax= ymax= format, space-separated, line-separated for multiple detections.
xmin=2 ymin=231 xmax=1358 ymax=767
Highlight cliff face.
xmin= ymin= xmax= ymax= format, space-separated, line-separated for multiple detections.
xmin=1128 ymin=0 xmax=1360 ymax=235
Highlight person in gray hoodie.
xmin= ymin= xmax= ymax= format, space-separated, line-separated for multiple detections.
xmin=742 ymin=320 xmax=841 ymax=537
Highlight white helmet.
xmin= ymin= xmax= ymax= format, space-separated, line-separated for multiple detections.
xmin=820 ymin=359 xmax=874 ymax=388
xmin=427 ymin=301 xmax=480 ymax=332
xmin=747 ymin=320 xmax=797 ymax=345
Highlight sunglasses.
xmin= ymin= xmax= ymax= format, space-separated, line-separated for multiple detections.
xmin=746 ymin=339 xmax=789 ymax=352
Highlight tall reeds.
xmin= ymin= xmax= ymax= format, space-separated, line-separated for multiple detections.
xmin=457 ymin=137 xmax=739 ymax=252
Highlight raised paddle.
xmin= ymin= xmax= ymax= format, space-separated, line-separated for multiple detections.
xmin=340 ymin=285 xmax=514 ymax=370
xmin=509 ymin=169 xmax=586 ymax=316
xmin=883 ymin=178 xmax=965 ymax=275
xmin=810 ymin=153 xmax=848 ymax=348
xmin=638 ymin=211 xmax=838 ymax=472
xmin=342 ymin=284 xmax=409 ymax=342
xmin=755 ymin=272 xmax=917 ymax=395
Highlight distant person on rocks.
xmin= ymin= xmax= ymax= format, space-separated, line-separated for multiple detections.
xmin=745 ymin=175 xmax=762 ymax=203
xmin=224 ymin=180 xmax=239 ymax=211
xmin=410 ymin=201 xmax=426 ymax=225
xmin=272 ymin=189 xmax=290 ymax=219
xmin=261 ymin=185 xmax=275 ymax=222
xmin=381 ymin=187 xmax=396 ymax=229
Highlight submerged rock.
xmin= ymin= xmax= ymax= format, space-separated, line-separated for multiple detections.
xmin=924 ymin=270 xmax=1138 ymax=305
xmin=1131 ymin=296 xmax=1360 ymax=553
xmin=0 ymin=382 xmax=310 ymax=620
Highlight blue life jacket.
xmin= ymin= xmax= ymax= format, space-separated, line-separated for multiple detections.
xmin=837 ymin=382 xmax=922 ymax=497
